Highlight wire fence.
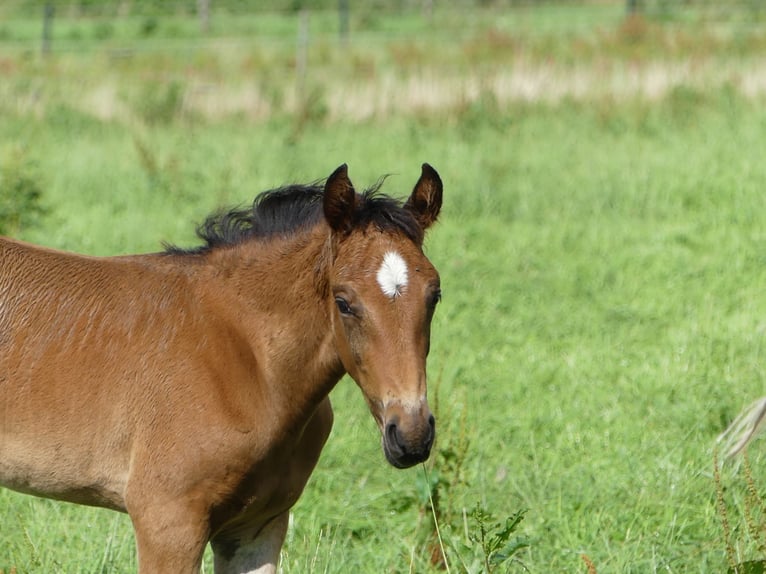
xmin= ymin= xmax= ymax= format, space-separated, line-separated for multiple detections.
xmin=1 ymin=0 xmax=765 ymax=58
xmin=4 ymin=0 xmax=766 ymax=22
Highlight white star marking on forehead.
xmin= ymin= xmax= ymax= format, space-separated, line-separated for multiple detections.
xmin=376 ymin=251 xmax=409 ymax=299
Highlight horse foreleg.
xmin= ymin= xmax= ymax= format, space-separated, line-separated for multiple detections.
xmin=211 ymin=512 xmax=289 ymax=574
xmin=129 ymin=501 xmax=210 ymax=574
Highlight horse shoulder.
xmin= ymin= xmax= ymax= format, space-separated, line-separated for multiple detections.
xmin=207 ymin=397 xmax=335 ymax=546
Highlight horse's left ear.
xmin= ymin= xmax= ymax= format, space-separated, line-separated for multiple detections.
xmin=405 ymin=163 xmax=442 ymax=231
xmin=323 ymin=163 xmax=356 ymax=234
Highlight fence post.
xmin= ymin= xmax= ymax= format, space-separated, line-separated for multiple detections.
xmin=198 ymin=0 xmax=211 ymax=34
xmin=296 ymin=9 xmax=309 ymax=101
xmin=339 ymin=0 xmax=349 ymax=45
xmin=42 ymin=2 xmax=54 ymax=56
xmin=423 ymin=0 xmax=433 ymax=22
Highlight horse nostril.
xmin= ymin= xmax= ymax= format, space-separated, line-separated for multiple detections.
xmin=386 ymin=421 xmax=400 ymax=448
xmin=427 ymin=415 xmax=436 ymax=447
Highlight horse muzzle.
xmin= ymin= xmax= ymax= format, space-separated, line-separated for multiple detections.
xmin=382 ymin=412 xmax=436 ymax=469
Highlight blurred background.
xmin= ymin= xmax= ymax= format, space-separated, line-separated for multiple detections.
xmin=3 ymin=2 xmax=766 ymax=573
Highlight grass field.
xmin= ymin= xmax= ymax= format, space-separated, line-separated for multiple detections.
xmin=3 ymin=3 xmax=766 ymax=573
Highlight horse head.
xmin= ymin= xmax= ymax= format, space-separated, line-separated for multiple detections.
xmin=323 ymin=164 xmax=442 ymax=469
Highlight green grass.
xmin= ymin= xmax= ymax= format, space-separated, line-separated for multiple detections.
xmin=3 ymin=5 xmax=766 ymax=573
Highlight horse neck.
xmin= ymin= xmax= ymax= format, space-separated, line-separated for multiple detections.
xmin=195 ymin=227 xmax=342 ymax=413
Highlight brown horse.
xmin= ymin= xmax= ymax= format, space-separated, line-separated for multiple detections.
xmin=0 ymin=163 xmax=443 ymax=573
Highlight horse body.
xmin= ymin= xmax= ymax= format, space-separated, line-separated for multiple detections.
xmin=0 ymin=164 xmax=443 ymax=573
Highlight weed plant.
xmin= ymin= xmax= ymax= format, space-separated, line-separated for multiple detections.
xmin=0 ymin=145 xmax=46 ymax=235
xmin=715 ymin=448 xmax=766 ymax=574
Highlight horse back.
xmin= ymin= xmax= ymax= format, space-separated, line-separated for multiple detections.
xmin=0 ymin=237 xmax=198 ymax=509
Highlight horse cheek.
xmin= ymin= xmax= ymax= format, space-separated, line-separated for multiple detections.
xmin=333 ymin=318 xmax=364 ymax=381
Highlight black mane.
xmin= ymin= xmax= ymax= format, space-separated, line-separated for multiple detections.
xmin=165 ymin=179 xmax=423 ymax=255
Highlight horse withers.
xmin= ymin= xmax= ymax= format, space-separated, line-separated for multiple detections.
xmin=0 ymin=163 xmax=443 ymax=573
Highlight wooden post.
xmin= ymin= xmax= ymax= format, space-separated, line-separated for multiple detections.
xmin=423 ymin=0 xmax=433 ymax=22
xmin=296 ymin=9 xmax=309 ymax=101
xmin=198 ymin=0 xmax=211 ymax=34
xmin=338 ymin=0 xmax=349 ymax=45
xmin=42 ymin=2 xmax=54 ymax=56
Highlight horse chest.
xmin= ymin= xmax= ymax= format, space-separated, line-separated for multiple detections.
xmin=211 ymin=398 xmax=334 ymax=535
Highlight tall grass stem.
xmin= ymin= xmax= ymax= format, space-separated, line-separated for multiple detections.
xmin=421 ymin=463 xmax=451 ymax=574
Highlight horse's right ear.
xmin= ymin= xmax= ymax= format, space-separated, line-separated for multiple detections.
xmin=323 ymin=164 xmax=356 ymax=234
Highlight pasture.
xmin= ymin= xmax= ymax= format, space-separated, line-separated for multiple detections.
xmin=2 ymin=2 xmax=766 ymax=572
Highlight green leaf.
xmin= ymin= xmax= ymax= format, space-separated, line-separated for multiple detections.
xmin=490 ymin=536 xmax=530 ymax=565
xmin=486 ymin=509 xmax=528 ymax=555
xmin=728 ymin=560 xmax=766 ymax=574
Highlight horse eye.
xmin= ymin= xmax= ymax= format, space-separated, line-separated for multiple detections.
xmin=335 ymin=297 xmax=354 ymax=316
xmin=432 ymin=290 xmax=442 ymax=306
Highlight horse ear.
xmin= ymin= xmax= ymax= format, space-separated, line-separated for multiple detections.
xmin=406 ymin=163 xmax=442 ymax=230
xmin=323 ymin=164 xmax=356 ymax=234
